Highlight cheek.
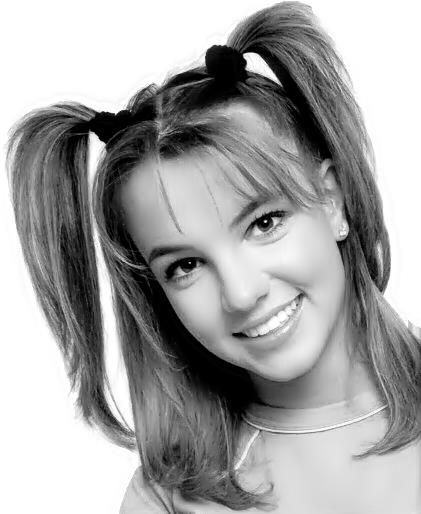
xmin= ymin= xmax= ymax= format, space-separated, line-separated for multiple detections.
xmin=165 ymin=286 xmax=222 ymax=345
xmin=294 ymin=220 xmax=346 ymax=309
xmin=292 ymin=216 xmax=343 ymax=281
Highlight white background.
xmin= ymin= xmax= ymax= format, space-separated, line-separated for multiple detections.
xmin=1 ymin=1 xmax=420 ymax=512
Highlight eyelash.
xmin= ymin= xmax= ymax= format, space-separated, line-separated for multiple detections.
xmin=163 ymin=209 xmax=288 ymax=284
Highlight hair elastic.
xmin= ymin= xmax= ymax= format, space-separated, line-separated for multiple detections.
xmin=205 ymin=44 xmax=248 ymax=83
xmin=205 ymin=44 xmax=282 ymax=87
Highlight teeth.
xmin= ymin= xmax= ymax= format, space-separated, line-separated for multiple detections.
xmin=256 ymin=326 xmax=267 ymax=336
xmin=242 ymin=296 xmax=300 ymax=338
xmin=248 ymin=327 xmax=259 ymax=338
xmin=285 ymin=305 xmax=294 ymax=316
xmin=267 ymin=317 xmax=280 ymax=332
xmin=277 ymin=310 xmax=288 ymax=323
xmin=248 ymin=327 xmax=260 ymax=338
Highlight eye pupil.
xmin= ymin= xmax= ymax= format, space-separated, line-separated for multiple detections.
xmin=257 ymin=217 xmax=273 ymax=231
xmin=180 ymin=259 xmax=196 ymax=272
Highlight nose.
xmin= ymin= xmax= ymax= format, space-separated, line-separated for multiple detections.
xmin=219 ymin=253 xmax=269 ymax=313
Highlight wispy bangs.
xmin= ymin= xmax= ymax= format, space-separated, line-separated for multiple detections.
xmin=155 ymin=112 xmax=324 ymax=231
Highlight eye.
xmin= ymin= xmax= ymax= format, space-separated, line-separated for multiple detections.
xmin=164 ymin=257 xmax=203 ymax=284
xmin=248 ymin=209 xmax=288 ymax=239
xmin=163 ymin=209 xmax=289 ymax=284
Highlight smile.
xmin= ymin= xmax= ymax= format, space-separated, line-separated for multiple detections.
xmin=233 ymin=294 xmax=304 ymax=346
xmin=241 ymin=295 xmax=301 ymax=338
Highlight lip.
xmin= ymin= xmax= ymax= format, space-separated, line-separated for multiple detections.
xmin=233 ymin=294 xmax=302 ymax=335
xmin=233 ymin=294 xmax=304 ymax=347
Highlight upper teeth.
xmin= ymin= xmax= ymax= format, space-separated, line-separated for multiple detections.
xmin=242 ymin=297 xmax=300 ymax=338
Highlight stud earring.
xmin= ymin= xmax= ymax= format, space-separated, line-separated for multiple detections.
xmin=338 ymin=222 xmax=348 ymax=239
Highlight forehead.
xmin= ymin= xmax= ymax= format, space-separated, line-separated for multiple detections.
xmin=119 ymin=149 xmax=256 ymax=251
xmin=118 ymin=102 xmax=300 ymax=258
xmin=219 ymin=101 xmax=296 ymax=152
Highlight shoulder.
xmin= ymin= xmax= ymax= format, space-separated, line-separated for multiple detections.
xmin=119 ymin=466 xmax=172 ymax=514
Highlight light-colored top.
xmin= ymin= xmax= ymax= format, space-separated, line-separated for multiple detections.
xmin=120 ymin=388 xmax=421 ymax=513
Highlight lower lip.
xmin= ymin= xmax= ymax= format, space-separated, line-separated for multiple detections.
xmin=236 ymin=294 xmax=304 ymax=348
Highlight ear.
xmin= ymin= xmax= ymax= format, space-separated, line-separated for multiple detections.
xmin=318 ymin=158 xmax=347 ymax=238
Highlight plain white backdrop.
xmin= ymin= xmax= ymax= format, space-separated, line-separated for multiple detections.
xmin=1 ymin=1 xmax=420 ymax=512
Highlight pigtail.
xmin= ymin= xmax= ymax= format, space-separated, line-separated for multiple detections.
xmin=227 ymin=2 xmax=365 ymax=154
xmin=6 ymin=102 xmax=135 ymax=449
xmin=227 ymin=2 xmax=386 ymax=290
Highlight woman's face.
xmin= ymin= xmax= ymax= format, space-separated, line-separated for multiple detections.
xmin=119 ymin=106 xmax=351 ymax=405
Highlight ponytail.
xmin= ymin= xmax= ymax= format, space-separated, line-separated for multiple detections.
xmin=227 ymin=2 xmax=386 ymax=293
xmin=228 ymin=2 xmax=362 ymax=155
xmin=6 ymin=102 xmax=135 ymax=449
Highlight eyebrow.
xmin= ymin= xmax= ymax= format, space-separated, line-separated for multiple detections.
xmin=147 ymin=194 xmax=272 ymax=265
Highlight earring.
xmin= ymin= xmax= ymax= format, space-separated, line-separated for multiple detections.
xmin=338 ymin=222 xmax=348 ymax=239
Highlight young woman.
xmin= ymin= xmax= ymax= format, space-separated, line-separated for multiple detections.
xmin=6 ymin=2 xmax=421 ymax=512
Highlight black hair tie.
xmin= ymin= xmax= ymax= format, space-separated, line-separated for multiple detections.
xmin=205 ymin=45 xmax=248 ymax=84
xmin=85 ymin=109 xmax=133 ymax=144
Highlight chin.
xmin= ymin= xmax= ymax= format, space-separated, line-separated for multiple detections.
xmin=250 ymin=339 xmax=327 ymax=383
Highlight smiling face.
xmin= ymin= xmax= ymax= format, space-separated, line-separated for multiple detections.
xmin=118 ymin=104 xmax=364 ymax=407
